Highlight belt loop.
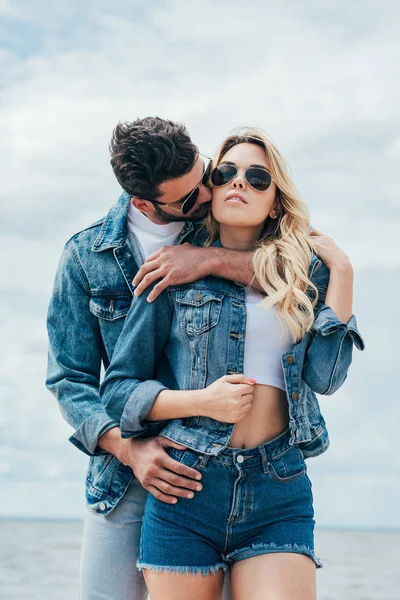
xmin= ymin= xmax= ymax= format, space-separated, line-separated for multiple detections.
xmin=258 ymin=445 xmax=269 ymax=474
xmin=199 ymin=454 xmax=211 ymax=469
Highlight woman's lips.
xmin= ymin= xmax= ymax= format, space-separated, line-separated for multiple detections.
xmin=225 ymin=193 xmax=247 ymax=204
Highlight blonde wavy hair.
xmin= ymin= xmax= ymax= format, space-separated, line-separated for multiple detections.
xmin=205 ymin=127 xmax=319 ymax=343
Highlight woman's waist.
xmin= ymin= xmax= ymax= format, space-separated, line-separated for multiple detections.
xmin=230 ymin=384 xmax=289 ymax=448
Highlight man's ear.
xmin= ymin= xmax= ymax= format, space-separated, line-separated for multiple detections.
xmin=131 ymin=197 xmax=154 ymax=214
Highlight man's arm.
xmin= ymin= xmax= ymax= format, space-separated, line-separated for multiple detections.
xmin=46 ymin=242 xmax=119 ymax=456
xmin=46 ymin=242 xmax=202 ymax=503
xmin=132 ymin=243 xmax=260 ymax=302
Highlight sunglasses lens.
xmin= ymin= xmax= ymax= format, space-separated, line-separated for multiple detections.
xmin=211 ymin=165 xmax=237 ymax=187
xmin=246 ymin=168 xmax=272 ymax=191
xmin=182 ymin=187 xmax=200 ymax=214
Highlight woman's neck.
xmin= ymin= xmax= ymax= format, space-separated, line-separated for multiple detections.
xmin=219 ymin=224 xmax=262 ymax=251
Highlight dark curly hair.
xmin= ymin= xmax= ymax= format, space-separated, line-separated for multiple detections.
xmin=109 ymin=117 xmax=198 ymax=200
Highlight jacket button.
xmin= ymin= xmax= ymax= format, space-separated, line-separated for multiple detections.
xmin=99 ymin=502 xmax=107 ymax=511
xmin=286 ymin=355 xmax=295 ymax=364
xmin=291 ymin=391 xmax=299 ymax=400
xmin=194 ymin=292 xmax=203 ymax=302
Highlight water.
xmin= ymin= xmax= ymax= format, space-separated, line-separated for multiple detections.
xmin=1 ymin=520 xmax=399 ymax=599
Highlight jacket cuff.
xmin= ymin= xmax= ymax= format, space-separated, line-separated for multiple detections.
xmin=312 ymin=305 xmax=365 ymax=351
xmin=69 ymin=412 xmax=119 ymax=456
xmin=120 ymin=380 xmax=168 ymax=437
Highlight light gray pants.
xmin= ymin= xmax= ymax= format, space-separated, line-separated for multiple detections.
xmin=79 ymin=477 xmax=232 ymax=599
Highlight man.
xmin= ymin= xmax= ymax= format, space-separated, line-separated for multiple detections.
xmin=46 ymin=117 xmax=260 ymax=599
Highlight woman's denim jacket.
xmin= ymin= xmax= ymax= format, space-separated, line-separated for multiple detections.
xmin=100 ymin=246 xmax=365 ymax=459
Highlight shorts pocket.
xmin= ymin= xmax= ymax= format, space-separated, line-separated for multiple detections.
xmin=168 ymin=447 xmax=202 ymax=470
xmin=269 ymin=446 xmax=306 ymax=483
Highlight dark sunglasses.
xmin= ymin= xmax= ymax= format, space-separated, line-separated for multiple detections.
xmin=150 ymin=158 xmax=213 ymax=215
xmin=211 ymin=163 xmax=273 ymax=192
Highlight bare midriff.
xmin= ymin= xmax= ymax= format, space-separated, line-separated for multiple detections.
xmin=229 ymin=384 xmax=289 ymax=449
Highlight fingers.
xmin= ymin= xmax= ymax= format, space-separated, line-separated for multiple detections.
xmin=157 ymin=437 xmax=187 ymax=451
xmin=147 ymin=278 xmax=170 ymax=303
xmin=221 ymin=374 xmax=256 ymax=385
xmin=163 ymin=456 xmax=202 ymax=481
xmin=240 ymin=393 xmax=254 ymax=404
xmin=146 ymin=485 xmax=179 ymax=504
xmin=133 ymin=269 xmax=164 ymax=297
xmin=235 ymin=383 xmax=255 ymax=396
xmin=309 ymin=229 xmax=323 ymax=236
xmin=132 ymin=257 xmax=160 ymax=287
xmin=155 ymin=470 xmax=203 ymax=495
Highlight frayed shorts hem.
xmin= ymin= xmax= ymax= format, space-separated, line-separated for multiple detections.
xmin=226 ymin=542 xmax=323 ymax=569
xmin=136 ymin=561 xmax=228 ymax=576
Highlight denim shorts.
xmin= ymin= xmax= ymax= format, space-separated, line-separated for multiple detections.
xmin=137 ymin=429 xmax=322 ymax=575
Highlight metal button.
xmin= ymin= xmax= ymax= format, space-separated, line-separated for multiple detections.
xmin=291 ymin=391 xmax=299 ymax=400
xmin=236 ymin=455 xmax=244 ymax=463
xmin=286 ymin=355 xmax=295 ymax=364
xmin=194 ymin=292 xmax=203 ymax=302
xmin=99 ymin=502 xmax=106 ymax=511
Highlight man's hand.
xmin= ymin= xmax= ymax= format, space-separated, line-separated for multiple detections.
xmin=118 ymin=436 xmax=203 ymax=504
xmin=132 ymin=243 xmax=211 ymax=302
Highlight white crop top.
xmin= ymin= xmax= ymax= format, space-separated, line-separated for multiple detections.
xmin=243 ymin=288 xmax=293 ymax=390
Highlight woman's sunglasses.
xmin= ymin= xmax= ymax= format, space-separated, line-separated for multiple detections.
xmin=211 ymin=163 xmax=273 ymax=192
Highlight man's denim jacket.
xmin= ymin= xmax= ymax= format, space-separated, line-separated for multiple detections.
xmin=100 ymin=244 xmax=365 ymax=459
xmin=46 ymin=193 xmax=206 ymax=515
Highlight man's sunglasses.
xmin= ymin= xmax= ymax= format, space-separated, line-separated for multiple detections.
xmin=150 ymin=157 xmax=213 ymax=215
xmin=211 ymin=163 xmax=273 ymax=192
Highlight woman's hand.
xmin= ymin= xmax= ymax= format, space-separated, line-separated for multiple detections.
xmin=309 ymin=229 xmax=352 ymax=272
xmin=193 ymin=374 xmax=255 ymax=423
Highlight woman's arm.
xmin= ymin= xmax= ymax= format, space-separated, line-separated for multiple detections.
xmin=147 ymin=374 xmax=255 ymax=423
xmin=99 ymin=285 xmax=174 ymax=437
xmin=100 ymin=286 xmax=255 ymax=436
xmin=302 ymin=233 xmax=364 ymax=395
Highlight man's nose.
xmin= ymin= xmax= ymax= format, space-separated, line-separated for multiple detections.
xmin=198 ymin=185 xmax=212 ymax=204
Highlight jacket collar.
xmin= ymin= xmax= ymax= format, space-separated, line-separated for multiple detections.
xmin=92 ymin=192 xmax=195 ymax=252
xmin=92 ymin=192 xmax=130 ymax=252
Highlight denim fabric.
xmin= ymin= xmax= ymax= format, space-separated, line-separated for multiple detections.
xmin=46 ymin=192 xmax=206 ymax=515
xmin=80 ymin=476 xmax=233 ymax=599
xmin=137 ymin=429 xmax=322 ymax=573
xmin=100 ymin=252 xmax=364 ymax=458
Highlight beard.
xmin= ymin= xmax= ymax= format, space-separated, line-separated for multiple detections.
xmin=153 ymin=201 xmax=210 ymax=223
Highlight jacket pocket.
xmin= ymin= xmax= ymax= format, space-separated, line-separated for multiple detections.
xmin=89 ymin=296 xmax=132 ymax=321
xmin=176 ymin=289 xmax=223 ymax=334
xmin=269 ymin=446 xmax=306 ymax=483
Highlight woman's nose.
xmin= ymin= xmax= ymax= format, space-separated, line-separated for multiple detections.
xmin=231 ymin=172 xmax=246 ymax=189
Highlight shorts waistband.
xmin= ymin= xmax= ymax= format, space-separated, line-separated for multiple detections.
xmin=203 ymin=428 xmax=294 ymax=468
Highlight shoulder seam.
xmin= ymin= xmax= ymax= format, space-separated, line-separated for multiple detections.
xmin=65 ymin=218 xmax=105 ymax=245
xmin=67 ymin=243 xmax=91 ymax=293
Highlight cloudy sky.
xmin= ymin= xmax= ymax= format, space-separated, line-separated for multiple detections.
xmin=0 ymin=0 xmax=398 ymax=527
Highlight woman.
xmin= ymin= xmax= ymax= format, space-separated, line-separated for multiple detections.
xmin=100 ymin=128 xmax=364 ymax=600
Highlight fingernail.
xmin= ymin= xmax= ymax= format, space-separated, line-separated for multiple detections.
xmin=171 ymin=498 xmax=178 ymax=504
xmin=196 ymin=485 xmax=202 ymax=491
xmin=249 ymin=378 xmax=257 ymax=384
xmin=196 ymin=474 xmax=202 ymax=480
xmin=187 ymin=492 xmax=194 ymax=499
